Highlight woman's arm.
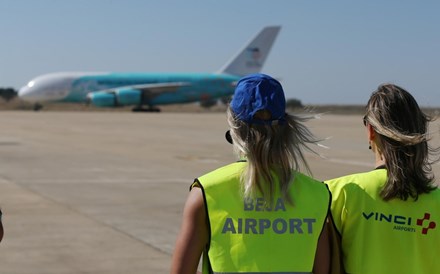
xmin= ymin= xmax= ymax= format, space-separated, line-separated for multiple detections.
xmin=170 ymin=187 xmax=208 ymax=274
xmin=313 ymin=218 xmax=330 ymax=274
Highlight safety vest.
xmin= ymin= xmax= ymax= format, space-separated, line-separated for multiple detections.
xmin=326 ymin=169 xmax=440 ymax=274
xmin=195 ymin=161 xmax=330 ymax=274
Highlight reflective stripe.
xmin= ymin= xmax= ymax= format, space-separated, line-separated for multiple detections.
xmin=213 ymin=272 xmax=311 ymax=274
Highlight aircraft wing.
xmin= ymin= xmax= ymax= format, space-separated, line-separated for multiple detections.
xmin=99 ymin=82 xmax=191 ymax=97
xmin=126 ymin=82 xmax=190 ymax=95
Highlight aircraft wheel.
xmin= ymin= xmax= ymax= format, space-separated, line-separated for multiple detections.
xmin=33 ymin=103 xmax=43 ymax=111
xmin=132 ymin=107 xmax=161 ymax=112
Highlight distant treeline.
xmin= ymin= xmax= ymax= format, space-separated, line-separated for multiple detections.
xmin=0 ymin=88 xmax=17 ymax=101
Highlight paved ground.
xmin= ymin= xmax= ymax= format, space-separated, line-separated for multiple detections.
xmin=0 ymin=111 xmax=438 ymax=273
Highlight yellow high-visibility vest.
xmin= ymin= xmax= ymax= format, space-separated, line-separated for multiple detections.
xmin=195 ymin=161 xmax=330 ymax=274
xmin=326 ymin=169 xmax=440 ymax=274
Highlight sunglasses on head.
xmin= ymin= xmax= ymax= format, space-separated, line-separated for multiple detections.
xmin=225 ymin=130 xmax=233 ymax=144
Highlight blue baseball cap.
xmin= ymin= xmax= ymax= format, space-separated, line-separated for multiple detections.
xmin=230 ymin=73 xmax=286 ymax=125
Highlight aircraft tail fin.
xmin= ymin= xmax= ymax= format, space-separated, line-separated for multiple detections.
xmin=218 ymin=26 xmax=281 ymax=77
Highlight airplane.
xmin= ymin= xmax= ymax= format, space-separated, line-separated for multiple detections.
xmin=18 ymin=26 xmax=281 ymax=112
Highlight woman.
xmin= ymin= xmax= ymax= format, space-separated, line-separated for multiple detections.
xmin=171 ymin=73 xmax=331 ymax=274
xmin=326 ymin=84 xmax=440 ymax=274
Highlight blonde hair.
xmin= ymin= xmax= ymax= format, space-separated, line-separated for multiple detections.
xmin=227 ymin=107 xmax=320 ymax=205
xmin=365 ymin=84 xmax=439 ymax=200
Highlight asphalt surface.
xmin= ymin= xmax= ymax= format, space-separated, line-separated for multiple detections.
xmin=0 ymin=111 xmax=438 ymax=273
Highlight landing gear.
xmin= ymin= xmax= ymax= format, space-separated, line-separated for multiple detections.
xmin=131 ymin=106 xmax=161 ymax=112
xmin=220 ymin=96 xmax=232 ymax=105
xmin=33 ymin=103 xmax=43 ymax=111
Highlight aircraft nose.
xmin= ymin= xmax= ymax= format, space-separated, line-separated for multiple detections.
xmin=18 ymin=84 xmax=39 ymax=102
xmin=18 ymin=86 xmax=29 ymax=98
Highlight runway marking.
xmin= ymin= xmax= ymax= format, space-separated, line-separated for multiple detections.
xmin=16 ymin=178 xmax=191 ymax=184
xmin=13 ymin=157 xmax=376 ymax=185
xmin=0 ymin=141 xmax=21 ymax=146
xmin=175 ymin=155 xmax=221 ymax=163
xmin=326 ymin=158 xmax=373 ymax=168
xmin=326 ymin=157 xmax=440 ymax=167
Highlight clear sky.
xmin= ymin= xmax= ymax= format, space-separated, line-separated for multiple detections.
xmin=1 ymin=0 xmax=439 ymax=106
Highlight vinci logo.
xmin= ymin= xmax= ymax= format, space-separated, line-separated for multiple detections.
xmin=417 ymin=213 xmax=436 ymax=235
xmin=362 ymin=211 xmax=437 ymax=234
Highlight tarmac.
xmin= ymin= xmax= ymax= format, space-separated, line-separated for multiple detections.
xmin=0 ymin=111 xmax=438 ymax=273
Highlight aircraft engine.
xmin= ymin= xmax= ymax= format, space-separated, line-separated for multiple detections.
xmin=87 ymin=88 xmax=142 ymax=107
xmin=114 ymin=88 xmax=142 ymax=106
xmin=200 ymin=99 xmax=218 ymax=108
xmin=87 ymin=92 xmax=116 ymax=107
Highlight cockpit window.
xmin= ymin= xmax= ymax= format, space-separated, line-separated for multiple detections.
xmin=27 ymin=81 xmax=35 ymax=88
